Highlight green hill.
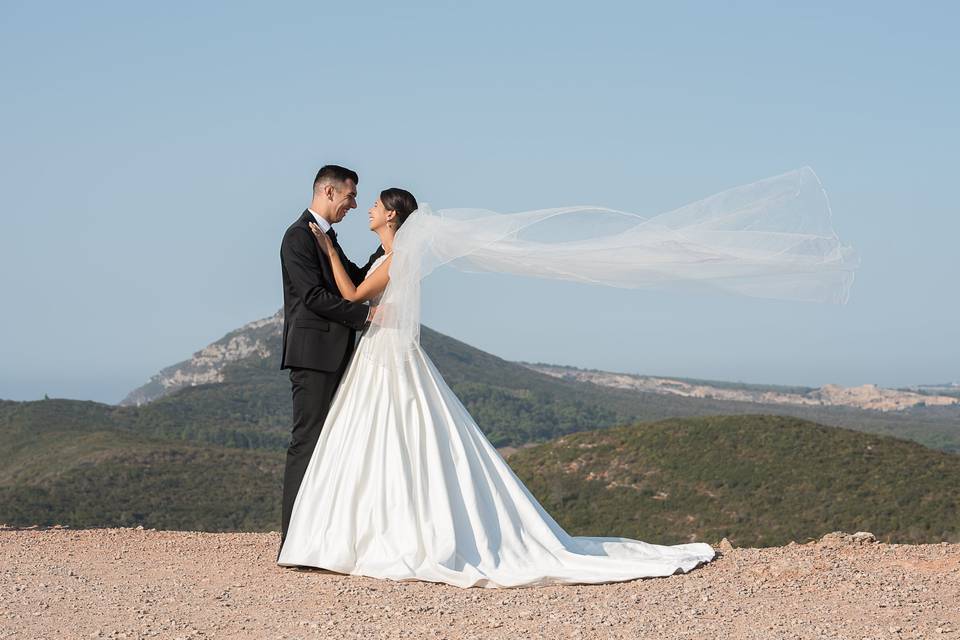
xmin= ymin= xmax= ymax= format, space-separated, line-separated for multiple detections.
xmin=0 ymin=399 xmax=281 ymax=531
xmin=3 ymin=405 xmax=957 ymax=547
xmin=508 ymin=415 xmax=960 ymax=547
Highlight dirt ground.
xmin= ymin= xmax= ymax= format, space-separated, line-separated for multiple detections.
xmin=1 ymin=527 xmax=958 ymax=639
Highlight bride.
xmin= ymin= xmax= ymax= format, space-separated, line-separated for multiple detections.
xmin=276 ymin=170 xmax=858 ymax=588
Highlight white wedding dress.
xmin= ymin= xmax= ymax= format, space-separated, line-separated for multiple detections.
xmin=276 ymin=253 xmax=716 ymax=588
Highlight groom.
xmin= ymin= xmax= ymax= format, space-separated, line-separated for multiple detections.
xmin=278 ymin=165 xmax=384 ymax=555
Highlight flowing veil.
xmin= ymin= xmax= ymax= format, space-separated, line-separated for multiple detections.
xmin=364 ymin=166 xmax=859 ymax=368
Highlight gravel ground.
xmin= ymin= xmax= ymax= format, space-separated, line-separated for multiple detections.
xmin=1 ymin=527 xmax=958 ymax=639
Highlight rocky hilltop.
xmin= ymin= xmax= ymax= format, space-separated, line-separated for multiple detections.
xmin=123 ymin=309 xmax=957 ymax=415
xmin=526 ymin=364 xmax=959 ymax=412
xmin=121 ymin=311 xmax=283 ymax=406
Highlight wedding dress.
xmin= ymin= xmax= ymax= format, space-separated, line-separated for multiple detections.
xmin=277 ymin=252 xmax=716 ymax=587
xmin=277 ymin=167 xmax=858 ymax=588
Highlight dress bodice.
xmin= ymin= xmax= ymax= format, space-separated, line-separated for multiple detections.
xmin=364 ymin=252 xmax=391 ymax=306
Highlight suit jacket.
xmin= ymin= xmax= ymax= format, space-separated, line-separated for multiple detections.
xmin=280 ymin=209 xmax=385 ymax=371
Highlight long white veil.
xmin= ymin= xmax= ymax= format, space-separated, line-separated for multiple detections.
xmin=366 ymin=166 xmax=859 ymax=368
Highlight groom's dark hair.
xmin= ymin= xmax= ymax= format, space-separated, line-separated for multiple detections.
xmin=313 ymin=165 xmax=359 ymax=192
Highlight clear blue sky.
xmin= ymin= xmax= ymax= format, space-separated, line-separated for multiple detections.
xmin=1 ymin=1 xmax=957 ymax=403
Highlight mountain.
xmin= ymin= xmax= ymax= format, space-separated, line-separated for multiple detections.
xmin=507 ymin=415 xmax=960 ymax=547
xmin=118 ymin=310 xmax=960 ymax=453
xmin=121 ymin=313 xmax=283 ymax=407
xmin=118 ymin=312 xmax=625 ymax=448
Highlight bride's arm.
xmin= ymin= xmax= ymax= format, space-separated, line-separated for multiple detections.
xmin=310 ymin=222 xmax=391 ymax=303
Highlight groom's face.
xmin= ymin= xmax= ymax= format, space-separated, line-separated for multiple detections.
xmin=330 ymin=179 xmax=358 ymax=223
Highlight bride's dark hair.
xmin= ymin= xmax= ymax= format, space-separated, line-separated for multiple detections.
xmin=380 ymin=188 xmax=418 ymax=229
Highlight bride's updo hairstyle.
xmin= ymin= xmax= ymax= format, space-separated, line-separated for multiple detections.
xmin=380 ymin=188 xmax=418 ymax=230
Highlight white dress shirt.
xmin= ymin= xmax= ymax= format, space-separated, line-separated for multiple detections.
xmin=307 ymin=208 xmax=331 ymax=234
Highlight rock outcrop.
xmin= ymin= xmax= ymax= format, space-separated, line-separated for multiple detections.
xmin=121 ymin=311 xmax=283 ymax=406
xmin=526 ymin=365 xmax=959 ymax=412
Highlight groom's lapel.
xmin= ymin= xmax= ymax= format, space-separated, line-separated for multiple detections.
xmin=299 ymin=209 xmax=336 ymax=281
xmin=297 ymin=210 xmax=361 ymax=291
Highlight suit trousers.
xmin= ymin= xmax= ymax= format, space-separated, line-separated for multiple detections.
xmin=279 ymin=342 xmax=353 ymax=555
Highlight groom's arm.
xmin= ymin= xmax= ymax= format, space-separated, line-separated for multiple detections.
xmin=282 ymin=229 xmax=369 ymax=330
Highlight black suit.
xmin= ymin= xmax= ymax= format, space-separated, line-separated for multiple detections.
xmin=278 ymin=209 xmax=383 ymax=552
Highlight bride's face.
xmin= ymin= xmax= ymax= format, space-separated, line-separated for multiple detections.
xmin=368 ymin=198 xmax=396 ymax=232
